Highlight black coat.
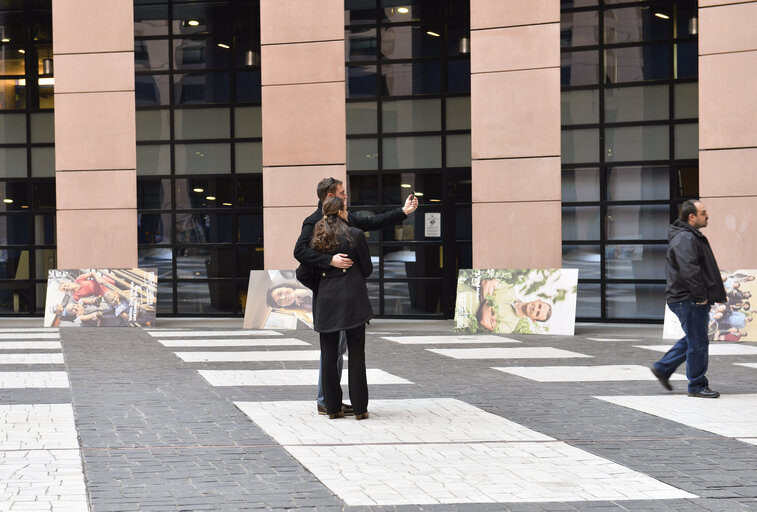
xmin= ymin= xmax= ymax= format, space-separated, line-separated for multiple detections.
xmin=293 ymin=205 xmax=407 ymax=290
xmin=313 ymin=225 xmax=374 ymax=333
xmin=666 ymin=219 xmax=726 ymax=304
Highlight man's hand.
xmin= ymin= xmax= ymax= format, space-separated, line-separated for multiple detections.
xmin=480 ymin=279 xmax=497 ymax=299
xmin=402 ymin=194 xmax=419 ymax=215
xmin=331 ymin=253 xmax=353 ymax=268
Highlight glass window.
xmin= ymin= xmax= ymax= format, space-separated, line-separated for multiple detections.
xmin=383 ymin=172 xmax=441 ymax=206
xmin=237 ymin=176 xmax=263 ymax=207
xmin=0 ymin=148 xmax=26 ymax=178
xmin=446 ymin=96 xmax=470 ymax=130
xmin=30 ymin=112 xmax=54 ymax=144
xmin=173 ymin=4 xmax=232 ymax=37
xmin=561 ymin=11 xmax=599 ymax=47
xmin=382 ymin=98 xmax=440 ymax=133
xmin=348 ymin=138 xmax=378 ymax=171
xmin=235 ymin=142 xmax=262 ymax=173
xmin=134 ymin=5 xmax=169 ymax=36
xmin=139 ymin=248 xmax=173 ymax=279
xmin=34 ymin=213 xmax=55 ymax=244
xmin=562 ymin=168 xmax=600 ymax=202
xmin=607 ymin=166 xmax=669 ymax=201
xmin=0 ymin=113 xmax=25 ymax=143
xmin=173 ymin=38 xmax=232 ymax=70
xmin=137 ymin=144 xmax=171 ymax=175
xmin=380 ymin=25 xmax=443 ymax=59
xmin=675 ymin=42 xmax=697 ymax=79
xmin=137 ymin=109 xmax=170 ymax=141
xmin=348 ymin=65 xmax=377 ymax=98
xmin=447 ymin=60 xmax=470 ymax=93
xmin=175 ymin=178 xmax=232 ymax=209
xmin=137 ymin=178 xmax=171 ymax=210
xmin=31 ymin=147 xmax=54 ymax=178
xmin=136 ymin=74 xmax=171 ymax=106
xmin=379 ymin=0 xmax=445 ymax=23
xmin=606 ymin=205 xmax=669 ymax=240
xmin=562 ymin=206 xmax=600 ymax=241
xmin=237 ymin=246 xmax=264 ymax=274
xmin=234 ymin=106 xmax=262 ymax=138
xmin=675 ymin=123 xmax=697 ymax=160
xmin=382 ymin=136 xmax=441 ymax=169
xmin=561 ymin=89 xmax=599 ymax=125
xmin=605 ymin=44 xmax=670 ymax=83
xmin=605 ymin=244 xmax=666 ymax=279
xmin=604 ymin=85 xmax=668 ymax=123
xmin=174 ymin=107 xmax=230 ymax=140
xmin=561 ymin=50 xmax=599 ymax=86
xmin=175 ymin=143 xmax=230 ymax=174
xmin=347 ymin=27 xmax=377 ymax=62
xmin=381 ymin=61 xmax=442 ymax=96
xmin=135 ymin=39 xmax=169 ymax=71
xmin=562 ymin=245 xmax=600 ymax=279
xmin=606 ymin=283 xmax=665 ymax=319
xmin=174 ymin=72 xmax=230 ymax=104
xmin=0 ymin=182 xmax=28 ymax=212
xmin=236 ymin=70 xmax=261 ymax=103
xmin=446 ymin=134 xmax=470 ymax=167
xmin=347 ymin=102 xmax=377 ymax=134
xmin=33 ymin=183 xmax=55 ymax=210
xmin=0 ymin=78 xmax=26 ymax=110
xmin=604 ymin=7 xmax=672 ymax=44
xmin=348 ymin=175 xmax=378 ymax=206
xmin=561 ymin=0 xmax=598 ymax=7
xmin=674 ymin=83 xmax=697 ymax=119
xmin=238 ymin=214 xmax=263 ymax=243
xmin=605 ymin=125 xmax=668 ymax=162
xmin=175 ymin=213 xmax=232 ymax=244
xmin=575 ymin=282 xmax=601 ymax=318
xmin=562 ymin=128 xmax=599 ymax=164
xmin=0 ymin=215 xmax=30 ymax=244
xmin=138 ymin=213 xmax=172 ymax=245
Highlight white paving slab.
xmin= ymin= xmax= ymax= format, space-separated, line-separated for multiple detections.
xmin=0 ymin=328 xmax=58 ymax=333
xmin=0 ymin=353 xmax=64 ymax=365
xmin=0 ymin=404 xmax=79 ymax=450
xmin=635 ymin=344 xmax=757 ymax=355
xmin=0 ymin=372 xmax=69 ymax=388
xmin=0 ymin=449 xmax=88 ymax=511
xmin=428 ymin=347 xmax=592 ymax=360
xmin=0 ymin=341 xmax=61 ymax=350
xmin=0 ymin=332 xmax=60 ymax=340
xmin=734 ymin=363 xmax=757 ymax=370
xmin=493 ymin=365 xmax=688 ymax=383
xmin=235 ymin=398 xmax=553 ymax=445
xmin=157 ymin=337 xmax=309 ymax=348
xmin=596 ymin=394 xmax=757 ymax=438
xmin=176 ymin=350 xmax=322 ymax=362
xmin=201 ymin=369 xmax=412 ymax=387
xmin=739 ymin=438 xmax=757 ymax=447
xmin=148 ymin=330 xmax=281 ymax=337
xmin=382 ymin=335 xmax=521 ymax=344
xmin=587 ymin=337 xmax=641 ymax=342
xmin=285 ymin=442 xmax=695 ymax=505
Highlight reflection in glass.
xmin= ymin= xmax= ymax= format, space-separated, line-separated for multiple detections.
xmin=0 ymin=182 xmax=28 ymax=212
xmin=605 ymin=244 xmax=665 ymax=279
xmin=236 ymin=142 xmax=262 ymax=173
xmin=138 ymin=213 xmax=172 ymax=245
xmin=174 ymin=107 xmax=230 ymax=139
xmin=238 ymin=214 xmax=263 ymax=243
xmin=674 ymin=83 xmax=697 ymax=119
xmin=0 ymin=78 xmax=26 ymax=110
xmin=0 ymin=215 xmax=30 ymax=245
xmin=0 ymin=113 xmax=25 ymax=143
xmin=606 ymin=283 xmax=665 ymax=319
xmin=562 ymin=168 xmax=599 ymax=202
xmin=348 ymin=66 xmax=377 ymax=98
xmin=175 ymin=214 xmax=232 ymax=244
xmin=383 ymin=136 xmax=441 ymax=169
xmin=608 ymin=166 xmax=669 ymax=201
xmin=137 ymin=110 xmax=170 ymax=141
xmin=135 ymin=39 xmax=169 ymax=71
xmin=175 ymin=143 xmax=230 ymax=174
xmin=382 ymin=98 xmax=440 ymax=133
xmin=347 ymin=102 xmax=377 ymax=134
xmin=34 ymin=214 xmax=55 ymax=244
xmin=137 ymin=144 xmax=171 ymax=175
xmin=561 ymin=89 xmax=599 ymax=125
xmin=33 ymin=183 xmax=55 ymax=210
xmin=237 ymin=176 xmax=263 ymax=207
xmin=136 ymin=74 xmax=170 ymax=106
xmin=174 ymin=72 xmax=230 ymax=104
xmin=447 ymin=60 xmax=470 ymax=93
xmin=605 ymin=44 xmax=670 ymax=83
xmin=31 ymin=147 xmax=54 ymax=178
xmin=349 ymin=174 xmax=378 ymax=206
xmin=139 ymin=248 xmax=173 ymax=280
xmin=561 ymin=11 xmax=598 ymax=47
xmin=447 ymin=134 xmax=470 ymax=167
xmin=605 ymin=125 xmax=668 ymax=162
xmin=346 ymin=27 xmax=377 ymax=61
xmin=175 ymin=178 xmax=232 ymax=209
xmin=379 ymin=0 xmax=445 ymax=23
xmin=675 ymin=42 xmax=697 ymax=79
xmin=173 ymin=38 xmax=231 ymax=70
xmin=561 ymin=128 xmax=599 ymax=164
xmin=380 ymin=25 xmax=442 ymax=59
xmin=137 ymin=178 xmax=171 ymax=210
xmin=0 ymin=148 xmax=26 ymax=178
xmin=235 ymin=106 xmax=262 ymax=138
xmin=561 ymin=50 xmax=598 ymax=86
xmin=381 ymin=61 xmax=441 ymax=96
xmin=236 ymin=71 xmax=261 ymax=103
xmin=134 ymin=5 xmax=169 ymax=36
xmin=606 ymin=205 xmax=669 ymax=240
xmin=675 ymin=123 xmax=697 ymax=160
xmin=446 ymin=96 xmax=470 ymax=130
xmin=347 ymin=139 xmax=378 ymax=171
xmin=604 ymin=85 xmax=668 ymax=123
xmin=576 ymin=283 xmax=600 ymax=318
xmin=604 ymin=7 xmax=672 ymax=44
xmin=562 ymin=245 xmax=600 ymax=279
xmin=562 ymin=206 xmax=600 ymax=241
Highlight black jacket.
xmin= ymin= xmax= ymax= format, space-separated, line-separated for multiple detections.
xmin=666 ymin=219 xmax=726 ymax=305
xmin=293 ymin=205 xmax=406 ymax=290
xmin=313 ymin=225 xmax=374 ymax=333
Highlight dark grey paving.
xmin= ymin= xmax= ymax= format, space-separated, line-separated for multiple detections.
xmin=20 ymin=320 xmax=754 ymax=511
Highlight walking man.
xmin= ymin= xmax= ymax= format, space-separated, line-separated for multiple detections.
xmin=294 ymin=177 xmax=418 ymax=415
xmin=651 ymin=199 xmax=726 ymax=398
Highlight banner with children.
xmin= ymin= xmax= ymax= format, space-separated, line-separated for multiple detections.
xmin=44 ymin=268 xmax=157 ymax=327
xmin=243 ymin=270 xmax=313 ymax=329
xmin=664 ymin=269 xmax=756 ymax=342
xmin=454 ymin=268 xmax=579 ymax=335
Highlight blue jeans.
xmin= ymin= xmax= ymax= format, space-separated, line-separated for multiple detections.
xmin=653 ymin=300 xmax=710 ymax=393
xmin=317 ymin=330 xmax=347 ymax=407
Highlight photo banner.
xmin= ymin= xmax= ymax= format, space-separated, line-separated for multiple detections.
xmin=243 ymin=270 xmax=313 ymax=330
xmin=454 ymin=268 xmax=578 ymax=336
xmin=44 ymin=268 xmax=157 ymax=327
xmin=663 ymin=269 xmax=757 ymax=342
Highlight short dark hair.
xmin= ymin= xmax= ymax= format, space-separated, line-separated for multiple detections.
xmin=316 ymin=177 xmax=342 ymax=202
xmin=679 ymin=199 xmax=700 ymax=222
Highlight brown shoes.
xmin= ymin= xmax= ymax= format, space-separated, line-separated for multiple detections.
xmin=354 ymin=412 xmax=369 ymax=420
xmin=318 ymin=402 xmax=354 ymax=416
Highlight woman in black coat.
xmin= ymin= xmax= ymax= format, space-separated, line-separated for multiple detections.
xmin=310 ymin=196 xmax=373 ymax=419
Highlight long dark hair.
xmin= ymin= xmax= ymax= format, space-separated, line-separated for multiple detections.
xmin=311 ymin=197 xmax=352 ymax=253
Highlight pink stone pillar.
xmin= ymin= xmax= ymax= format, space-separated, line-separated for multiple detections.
xmin=52 ymin=0 xmax=137 ymax=268
xmin=470 ymin=0 xmax=562 ymax=268
xmin=260 ymin=0 xmax=345 ymax=269
xmin=698 ymin=1 xmax=757 ymax=268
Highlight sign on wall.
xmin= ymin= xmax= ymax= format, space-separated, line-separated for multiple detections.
xmin=454 ymin=268 xmax=578 ymax=335
xmin=663 ymin=269 xmax=757 ymax=342
xmin=243 ymin=270 xmax=313 ymax=330
xmin=44 ymin=268 xmax=157 ymax=327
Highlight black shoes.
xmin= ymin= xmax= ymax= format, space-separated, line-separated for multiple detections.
xmin=688 ymin=387 xmax=720 ymax=398
xmin=317 ymin=403 xmax=354 ymax=416
xmin=650 ymin=367 xmax=673 ymax=391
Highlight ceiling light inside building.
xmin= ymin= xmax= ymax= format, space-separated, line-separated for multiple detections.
xmin=426 ymin=31 xmax=441 ymax=37
xmin=217 ymin=43 xmax=230 ymax=49
xmin=3 ymin=199 xmax=12 ymax=204
xmin=401 ymin=184 xmax=412 ymax=188
xmin=654 ymin=12 xmax=670 ymax=19
xmin=206 ymin=196 xmax=216 ymax=201
xmin=1 ymin=38 xmax=9 ymax=43
xmin=413 ymin=192 xmax=424 ymax=197
xmin=397 ymin=7 xmax=409 ymax=14
xmin=187 ymin=20 xmax=200 ymax=26
xmin=18 ymin=49 xmax=25 ymax=53
xmin=193 ymin=188 xmax=204 ymax=193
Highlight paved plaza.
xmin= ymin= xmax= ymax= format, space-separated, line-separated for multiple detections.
xmin=1 ymin=320 xmax=757 ymax=511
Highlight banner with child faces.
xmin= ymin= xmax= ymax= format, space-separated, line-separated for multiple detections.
xmin=243 ymin=270 xmax=313 ymax=330
xmin=663 ymin=269 xmax=757 ymax=342
xmin=44 ymin=268 xmax=157 ymax=327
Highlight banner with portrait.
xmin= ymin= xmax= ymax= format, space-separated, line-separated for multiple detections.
xmin=664 ymin=269 xmax=757 ymax=342
xmin=243 ymin=270 xmax=313 ymax=330
xmin=44 ymin=268 xmax=157 ymax=327
xmin=454 ymin=268 xmax=579 ymax=336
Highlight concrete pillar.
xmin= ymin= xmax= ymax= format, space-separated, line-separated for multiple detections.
xmin=260 ymin=0 xmax=345 ymax=269
xmin=52 ymin=0 xmax=137 ymax=268
xmin=698 ymin=0 xmax=757 ymax=268
xmin=469 ymin=0 xmax=561 ymax=268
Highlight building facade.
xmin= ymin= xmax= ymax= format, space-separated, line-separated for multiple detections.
xmin=0 ymin=0 xmax=754 ymax=322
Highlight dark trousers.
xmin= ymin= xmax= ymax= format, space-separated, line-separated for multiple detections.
xmin=654 ymin=300 xmax=710 ymax=393
xmin=319 ymin=324 xmax=368 ymax=415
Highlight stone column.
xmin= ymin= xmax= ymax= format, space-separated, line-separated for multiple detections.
xmin=52 ymin=0 xmax=137 ymax=268
xmin=260 ymin=0 xmax=345 ymax=269
xmin=698 ymin=0 xmax=757 ymax=268
xmin=470 ymin=0 xmax=561 ymax=268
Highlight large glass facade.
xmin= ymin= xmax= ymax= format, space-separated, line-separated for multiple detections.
xmin=561 ymin=0 xmax=699 ymax=321
xmin=345 ymin=0 xmax=472 ymax=317
xmin=0 ymin=0 xmax=55 ymax=315
xmin=135 ymin=0 xmax=262 ymax=315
